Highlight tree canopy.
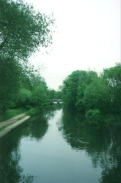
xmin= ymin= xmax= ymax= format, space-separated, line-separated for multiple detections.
xmin=0 ymin=0 xmax=55 ymax=112
xmin=0 ymin=0 xmax=54 ymax=60
xmin=61 ymin=63 xmax=121 ymax=126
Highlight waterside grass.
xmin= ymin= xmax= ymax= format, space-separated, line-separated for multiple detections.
xmin=0 ymin=123 xmax=14 ymax=131
xmin=0 ymin=108 xmax=27 ymax=122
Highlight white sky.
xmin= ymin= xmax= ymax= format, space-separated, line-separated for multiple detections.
xmin=25 ymin=0 xmax=120 ymax=90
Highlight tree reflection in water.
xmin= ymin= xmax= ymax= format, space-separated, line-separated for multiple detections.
xmin=0 ymin=112 xmax=49 ymax=183
xmin=61 ymin=109 xmax=121 ymax=183
xmin=0 ymin=133 xmax=34 ymax=183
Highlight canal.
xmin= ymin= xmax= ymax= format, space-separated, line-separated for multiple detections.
xmin=0 ymin=105 xmax=121 ymax=183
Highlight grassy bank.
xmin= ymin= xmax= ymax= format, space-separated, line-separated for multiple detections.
xmin=0 ymin=108 xmax=27 ymax=122
xmin=0 ymin=107 xmax=43 ymax=123
xmin=0 ymin=123 xmax=15 ymax=131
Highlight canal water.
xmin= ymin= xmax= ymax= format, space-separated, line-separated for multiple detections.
xmin=0 ymin=105 xmax=121 ymax=183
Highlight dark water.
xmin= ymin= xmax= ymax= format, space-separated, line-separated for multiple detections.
xmin=0 ymin=106 xmax=121 ymax=183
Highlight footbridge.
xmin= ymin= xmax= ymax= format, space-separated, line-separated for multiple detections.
xmin=50 ymin=99 xmax=63 ymax=105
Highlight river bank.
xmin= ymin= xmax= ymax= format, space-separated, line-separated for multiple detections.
xmin=0 ymin=114 xmax=30 ymax=139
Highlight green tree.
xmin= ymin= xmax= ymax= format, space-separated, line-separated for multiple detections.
xmin=61 ymin=70 xmax=98 ymax=110
xmin=61 ymin=63 xmax=121 ymax=125
xmin=84 ymin=77 xmax=111 ymax=115
xmin=76 ymin=70 xmax=98 ymax=112
xmin=48 ymin=89 xmax=56 ymax=99
xmin=61 ymin=70 xmax=83 ymax=108
xmin=0 ymin=0 xmax=54 ymax=59
xmin=0 ymin=56 xmax=22 ymax=112
xmin=102 ymin=63 xmax=121 ymax=115
xmin=55 ymin=90 xmax=62 ymax=99
xmin=32 ymin=85 xmax=48 ymax=110
xmin=48 ymin=89 xmax=62 ymax=100
xmin=16 ymin=88 xmax=32 ymax=108
xmin=15 ymin=69 xmax=49 ymax=110
xmin=0 ymin=0 xmax=54 ymax=112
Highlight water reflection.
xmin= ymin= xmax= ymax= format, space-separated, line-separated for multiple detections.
xmin=61 ymin=109 xmax=121 ymax=183
xmin=0 ymin=112 xmax=49 ymax=183
xmin=27 ymin=114 xmax=48 ymax=141
xmin=0 ymin=105 xmax=121 ymax=183
xmin=0 ymin=133 xmax=34 ymax=183
xmin=46 ymin=104 xmax=63 ymax=119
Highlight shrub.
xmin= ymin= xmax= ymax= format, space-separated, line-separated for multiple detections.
xmin=25 ymin=105 xmax=32 ymax=110
xmin=85 ymin=109 xmax=101 ymax=124
xmin=26 ymin=108 xmax=40 ymax=116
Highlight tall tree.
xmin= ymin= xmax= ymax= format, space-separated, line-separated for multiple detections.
xmin=0 ymin=0 xmax=54 ymax=60
xmin=102 ymin=63 xmax=121 ymax=115
xmin=84 ymin=77 xmax=111 ymax=115
xmin=0 ymin=56 xmax=22 ymax=111
xmin=61 ymin=70 xmax=98 ymax=111
xmin=61 ymin=70 xmax=81 ymax=108
xmin=0 ymin=0 xmax=54 ymax=112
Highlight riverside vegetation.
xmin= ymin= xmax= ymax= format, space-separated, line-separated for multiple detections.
xmin=61 ymin=63 xmax=121 ymax=127
xmin=0 ymin=0 xmax=61 ymax=121
xmin=0 ymin=0 xmax=120 ymax=128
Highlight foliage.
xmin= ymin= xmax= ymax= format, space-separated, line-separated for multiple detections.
xmin=48 ymin=89 xmax=62 ymax=100
xmin=61 ymin=63 xmax=121 ymax=126
xmin=103 ymin=63 xmax=121 ymax=115
xmin=76 ymin=70 xmax=98 ymax=111
xmin=32 ymin=85 xmax=49 ymax=109
xmin=85 ymin=109 xmax=101 ymax=124
xmin=61 ymin=70 xmax=98 ymax=110
xmin=15 ymin=72 xmax=49 ymax=111
xmin=0 ymin=108 xmax=26 ymax=122
xmin=0 ymin=0 xmax=54 ymax=60
xmin=26 ymin=108 xmax=40 ymax=116
xmin=0 ymin=56 xmax=22 ymax=112
xmin=84 ymin=78 xmax=111 ymax=115
xmin=0 ymin=0 xmax=54 ymax=113
xmin=0 ymin=58 xmax=50 ymax=112
xmin=16 ymin=88 xmax=32 ymax=107
xmin=61 ymin=70 xmax=84 ymax=108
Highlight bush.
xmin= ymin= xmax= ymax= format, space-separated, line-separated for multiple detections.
xmin=25 ymin=105 xmax=32 ymax=110
xmin=104 ymin=114 xmax=121 ymax=126
xmin=26 ymin=108 xmax=40 ymax=116
xmin=85 ymin=109 xmax=101 ymax=124
xmin=2 ymin=108 xmax=26 ymax=121
xmin=5 ymin=109 xmax=17 ymax=119
xmin=16 ymin=89 xmax=32 ymax=107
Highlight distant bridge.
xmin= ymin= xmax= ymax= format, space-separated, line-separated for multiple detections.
xmin=50 ymin=99 xmax=63 ymax=105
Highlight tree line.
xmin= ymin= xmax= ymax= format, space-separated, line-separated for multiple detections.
xmin=0 ymin=0 xmax=60 ymax=115
xmin=61 ymin=63 xmax=121 ymax=126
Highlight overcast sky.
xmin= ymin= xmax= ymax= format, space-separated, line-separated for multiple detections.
xmin=25 ymin=0 xmax=120 ymax=90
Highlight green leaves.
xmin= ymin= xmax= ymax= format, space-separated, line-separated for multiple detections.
xmin=0 ymin=0 xmax=54 ymax=112
xmin=32 ymin=85 xmax=48 ymax=109
xmin=83 ymin=78 xmax=111 ymax=114
xmin=61 ymin=63 xmax=121 ymax=125
xmin=85 ymin=109 xmax=101 ymax=124
xmin=0 ymin=56 xmax=22 ymax=111
xmin=61 ymin=70 xmax=98 ymax=110
xmin=0 ymin=0 xmax=54 ymax=60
